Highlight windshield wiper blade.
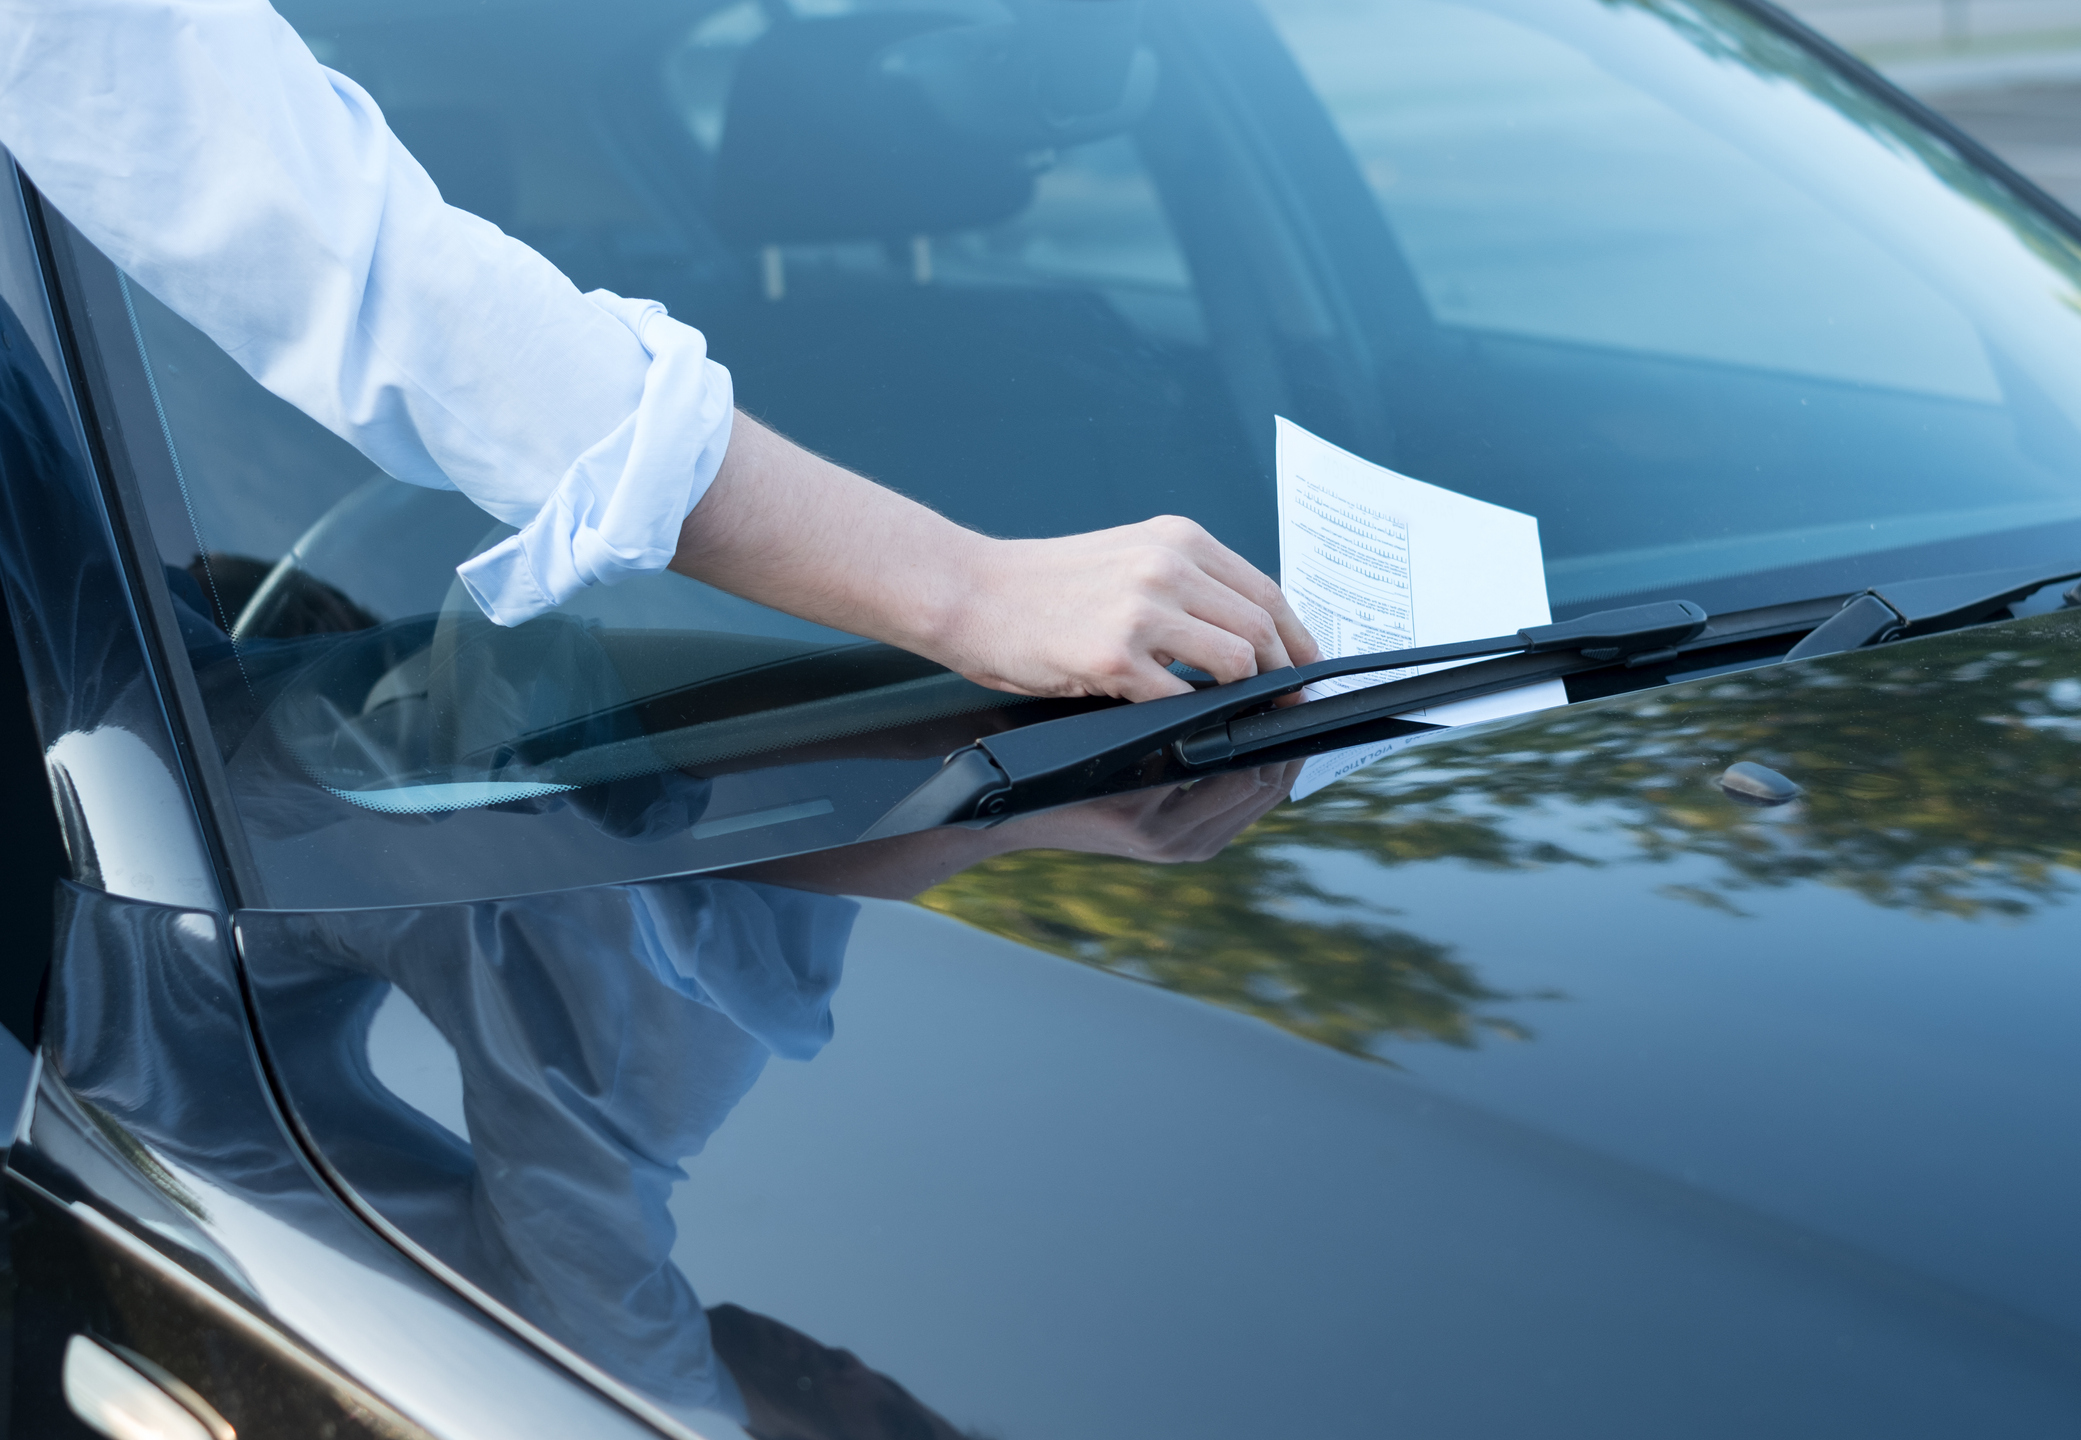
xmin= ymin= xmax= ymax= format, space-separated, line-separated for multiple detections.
xmin=861 ymin=600 xmax=1707 ymax=838
xmin=1785 ymin=561 xmax=2081 ymax=661
xmin=852 ymin=562 xmax=2077 ymax=842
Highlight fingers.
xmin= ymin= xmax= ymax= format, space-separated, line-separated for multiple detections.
xmin=1137 ymin=764 xmax=1292 ymax=834
xmin=1150 ymin=608 xmax=1263 ymax=689
xmin=1108 ymin=660 xmax=1195 ymax=703
xmin=1266 ymin=588 xmax=1320 ymax=667
xmin=1145 ymin=765 xmax=1298 ymax=861
xmin=1141 ymin=516 xmax=1321 ymax=669
xmin=1042 ymin=763 xmax=1293 ymax=861
xmin=1089 ymin=554 xmax=1272 ymax=698
xmin=941 ymin=515 xmax=1320 ymax=704
xmin=1174 ymin=568 xmax=1293 ymax=678
xmin=1187 ymin=760 xmax=1299 ymax=823
xmin=1109 ymin=534 xmax=1296 ymax=686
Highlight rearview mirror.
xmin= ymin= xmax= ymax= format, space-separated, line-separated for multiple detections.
xmin=880 ymin=0 xmax=1159 ymax=149
xmin=712 ymin=2 xmax=1159 ymax=248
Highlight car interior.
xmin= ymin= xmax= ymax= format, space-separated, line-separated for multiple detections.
xmin=263 ymin=0 xmax=2081 ymax=621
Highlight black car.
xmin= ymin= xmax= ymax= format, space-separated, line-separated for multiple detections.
xmin=6 ymin=0 xmax=2081 ymax=1435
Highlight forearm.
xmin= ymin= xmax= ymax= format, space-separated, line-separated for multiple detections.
xmin=668 ymin=412 xmax=980 ymax=662
xmin=673 ymin=412 xmax=1319 ymax=701
xmin=3 ymin=3 xmax=1303 ymax=691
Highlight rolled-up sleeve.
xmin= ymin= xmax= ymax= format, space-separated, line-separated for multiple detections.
xmin=0 ymin=0 xmax=732 ymax=624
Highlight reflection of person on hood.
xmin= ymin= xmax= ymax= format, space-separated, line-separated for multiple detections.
xmin=735 ymin=760 xmax=1303 ymax=900
xmin=255 ymin=874 xmax=859 ymax=1429
xmin=251 ymin=763 xmax=1297 ymax=1437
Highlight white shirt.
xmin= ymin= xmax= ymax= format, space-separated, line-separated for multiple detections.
xmin=0 ymin=0 xmax=733 ymax=625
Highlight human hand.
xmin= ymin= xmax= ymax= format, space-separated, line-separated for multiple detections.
xmin=676 ymin=415 xmax=1318 ymax=703
xmin=930 ymin=517 xmax=1321 ymax=702
xmin=732 ymin=762 xmax=1301 ymax=899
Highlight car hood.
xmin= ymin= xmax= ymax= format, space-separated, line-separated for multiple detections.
xmin=236 ymin=610 xmax=2081 ymax=1440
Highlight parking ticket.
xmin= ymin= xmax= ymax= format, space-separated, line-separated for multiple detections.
xmin=1275 ymin=417 xmax=1569 ymax=801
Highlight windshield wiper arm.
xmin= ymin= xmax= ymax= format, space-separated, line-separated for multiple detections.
xmin=851 ymin=562 xmax=2077 ymax=842
xmin=862 ymin=600 xmax=1707 ymax=838
xmin=1785 ymin=561 xmax=2081 ymax=661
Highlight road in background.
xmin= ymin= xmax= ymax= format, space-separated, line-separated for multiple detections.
xmin=1924 ymin=77 xmax=2081 ymax=208
xmin=1780 ymin=0 xmax=2081 ymax=211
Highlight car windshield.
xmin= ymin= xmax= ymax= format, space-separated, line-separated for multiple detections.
xmin=81 ymin=0 xmax=2081 ymax=905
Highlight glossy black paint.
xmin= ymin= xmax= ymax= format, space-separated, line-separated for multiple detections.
xmin=0 ymin=184 xmax=192 ymax=1019
xmin=2 ymin=3 xmax=2080 ymax=1434
xmin=7 ymin=883 xmax=664 ymax=1439
xmin=233 ymin=612 xmax=2081 ymax=1438
xmin=240 ymin=877 xmax=862 ymax=1434
xmin=8 ymin=1185 xmax=412 ymax=1440
xmin=908 ymin=614 xmax=2081 ymax=1421
xmin=9 ymin=883 xmax=448 ymax=1440
xmin=0 ymin=156 xmax=670 ymax=1438
xmin=0 ymin=163 xmax=213 ymax=1436
xmin=0 ymin=178 xmax=221 ymax=914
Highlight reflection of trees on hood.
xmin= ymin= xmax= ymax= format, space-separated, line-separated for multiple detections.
xmin=1413 ymin=615 xmax=2081 ymax=922
xmin=921 ymin=829 xmax=1524 ymax=1061
xmin=921 ymin=614 xmax=2081 ymax=1060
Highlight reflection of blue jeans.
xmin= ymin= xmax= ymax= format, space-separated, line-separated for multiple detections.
xmin=243 ymin=875 xmax=857 ymax=1421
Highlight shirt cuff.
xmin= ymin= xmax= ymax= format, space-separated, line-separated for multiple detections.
xmin=455 ymin=289 xmax=734 ymax=626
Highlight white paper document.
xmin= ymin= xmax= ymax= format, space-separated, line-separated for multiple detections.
xmin=1277 ymin=417 xmax=1567 ymax=801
